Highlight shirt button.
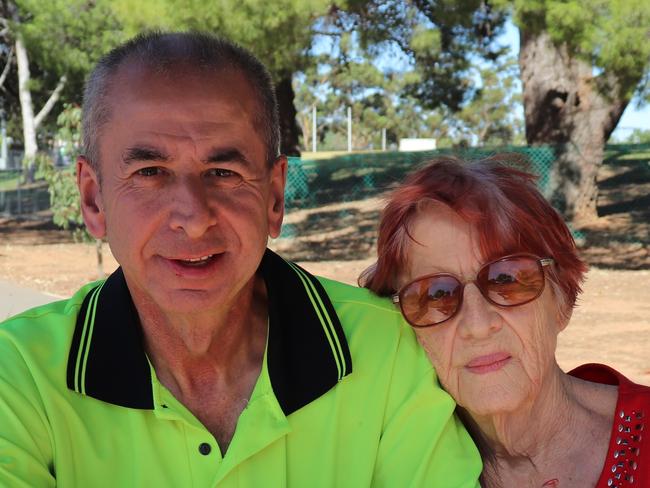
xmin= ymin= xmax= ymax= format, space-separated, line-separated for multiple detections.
xmin=198 ymin=442 xmax=212 ymax=456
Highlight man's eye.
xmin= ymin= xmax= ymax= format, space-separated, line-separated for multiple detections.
xmin=137 ymin=167 xmax=162 ymax=177
xmin=208 ymin=168 xmax=236 ymax=178
xmin=206 ymin=168 xmax=244 ymax=187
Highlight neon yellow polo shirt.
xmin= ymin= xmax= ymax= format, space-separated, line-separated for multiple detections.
xmin=0 ymin=249 xmax=481 ymax=487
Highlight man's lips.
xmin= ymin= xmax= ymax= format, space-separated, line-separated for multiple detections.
xmin=162 ymin=250 xmax=223 ymax=262
xmin=171 ymin=254 xmax=216 ymax=265
xmin=159 ymin=252 xmax=225 ymax=277
xmin=465 ymin=352 xmax=512 ymax=374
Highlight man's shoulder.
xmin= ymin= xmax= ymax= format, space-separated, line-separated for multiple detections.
xmin=0 ymin=280 xmax=100 ymax=348
xmin=315 ymin=276 xmax=424 ymax=361
xmin=316 ymin=276 xmax=398 ymax=315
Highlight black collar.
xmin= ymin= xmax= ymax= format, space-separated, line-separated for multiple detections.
xmin=66 ymin=249 xmax=352 ymax=415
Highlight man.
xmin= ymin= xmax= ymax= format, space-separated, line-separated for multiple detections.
xmin=0 ymin=32 xmax=480 ymax=486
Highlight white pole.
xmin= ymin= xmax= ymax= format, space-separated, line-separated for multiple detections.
xmin=311 ymin=105 xmax=317 ymax=153
xmin=382 ymin=128 xmax=386 ymax=151
xmin=0 ymin=118 xmax=7 ymax=170
xmin=347 ymin=106 xmax=352 ymax=152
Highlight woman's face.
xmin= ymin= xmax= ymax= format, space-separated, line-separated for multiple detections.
xmin=400 ymin=205 xmax=565 ymax=417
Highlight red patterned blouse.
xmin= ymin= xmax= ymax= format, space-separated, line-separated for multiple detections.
xmin=569 ymin=364 xmax=648 ymax=488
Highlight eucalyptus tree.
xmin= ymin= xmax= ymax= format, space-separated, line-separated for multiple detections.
xmin=499 ymin=0 xmax=650 ymax=222
xmin=0 ymin=0 xmax=122 ymax=179
xmin=335 ymin=0 xmax=650 ymax=223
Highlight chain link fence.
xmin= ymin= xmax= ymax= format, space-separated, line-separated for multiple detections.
xmin=282 ymin=143 xmax=650 ymax=239
xmin=280 ymin=145 xmax=559 ymax=238
xmin=285 ymin=146 xmax=557 ymax=212
xmin=282 ymin=146 xmax=557 ymax=237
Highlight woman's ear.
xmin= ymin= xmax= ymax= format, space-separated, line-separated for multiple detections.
xmin=77 ymin=156 xmax=106 ymax=239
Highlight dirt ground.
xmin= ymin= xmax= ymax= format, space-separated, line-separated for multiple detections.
xmin=0 ymin=159 xmax=649 ymax=384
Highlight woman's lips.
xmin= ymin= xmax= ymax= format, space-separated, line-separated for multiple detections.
xmin=465 ymin=353 xmax=512 ymax=374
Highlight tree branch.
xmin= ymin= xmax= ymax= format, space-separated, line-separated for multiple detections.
xmin=34 ymin=74 xmax=66 ymax=129
xmin=0 ymin=46 xmax=12 ymax=90
xmin=0 ymin=16 xmax=9 ymax=38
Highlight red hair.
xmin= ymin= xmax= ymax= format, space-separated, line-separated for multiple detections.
xmin=360 ymin=155 xmax=587 ymax=311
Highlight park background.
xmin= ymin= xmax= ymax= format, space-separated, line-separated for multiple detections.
xmin=0 ymin=0 xmax=648 ymax=384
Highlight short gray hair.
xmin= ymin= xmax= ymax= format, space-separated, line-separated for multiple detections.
xmin=82 ymin=31 xmax=280 ymax=172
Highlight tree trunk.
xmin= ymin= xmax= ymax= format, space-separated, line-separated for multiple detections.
xmin=519 ymin=31 xmax=628 ymax=224
xmin=10 ymin=2 xmax=66 ymax=183
xmin=297 ymin=107 xmax=312 ymax=153
xmin=14 ymin=33 xmax=38 ymax=181
xmin=276 ymin=75 xmax=301 ymax=157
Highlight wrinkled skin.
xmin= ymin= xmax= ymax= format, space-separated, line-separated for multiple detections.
xmin=399 ymin=204 xmax=565 ymax=417
xmin=77 ymin=63 xmax=286 ymax=320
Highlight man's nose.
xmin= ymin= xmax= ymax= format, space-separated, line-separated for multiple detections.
xmin=168 ymin=176 xmax=218 ymax=238
xmin=456 ymin=282 xmax=503 ymax=340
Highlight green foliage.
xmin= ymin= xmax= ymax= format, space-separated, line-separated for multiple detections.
xmin=506 ymin=0 xmax=650 ymax=98
xmin=38 ymin=104 xmax=89 ymax=241
xmin=56 ymin=103 xmax=82 ymax=161
xmin=294 ymin=39 xmax=458 ymax=151
xmin=17 ymin=0 xmax=123 ymax=81
xmin=39 ymin=156 xmax=84 ymax=235
xmin=456 ymin=57 xmax=524 ymax=146
xmin=2 ymin=0 xmax=124 ymax=144
xmin=295 ymin=27 xmax=523 ymax=151
xmin=333 ymin=0 xmax=508 ymax=112
xmin=622 ymin=129 xmax=650 ymax=144
xmin=112 ymin=0 xmax=332 ymax=76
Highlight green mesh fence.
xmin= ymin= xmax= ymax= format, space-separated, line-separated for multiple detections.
xmin=283 ymin=143 xmax=650 ymax=240
xmin=285 ymin=146 xmax=558 ymax=213
xmin=286 ymin=145 xmax=554 ymax=205
xmin=282 ymin=145 xmax=558 ymax=238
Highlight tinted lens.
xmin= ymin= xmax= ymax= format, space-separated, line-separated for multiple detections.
xmin=477 ymin=256 xmax=544 ymax=306
xmin=400 ymin=275 xmax=462 ymax=326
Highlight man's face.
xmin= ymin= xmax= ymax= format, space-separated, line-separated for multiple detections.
xmin=77 ymin=63 xmax=286 ymax=315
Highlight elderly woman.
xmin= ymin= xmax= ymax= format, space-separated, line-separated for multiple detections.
xmin=360 ymin=156 xmax=648 ymax=488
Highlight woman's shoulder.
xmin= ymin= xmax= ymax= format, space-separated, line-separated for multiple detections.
xmin=570 ymin=363 xmax=648 ymax=487
xmin=569 ymin=363 xmax=650 ymax=396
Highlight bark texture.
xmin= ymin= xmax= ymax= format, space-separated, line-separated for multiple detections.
xmin=276 ymin=75 xmax=301 ymax=157
xmin=14 ymin=34 xmax=37 ymax=165
xmin=519 ymin=31 xmax=628 ymax=223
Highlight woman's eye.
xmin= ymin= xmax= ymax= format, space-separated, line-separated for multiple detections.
xmin=137 ymin=167 xmax=162 ymax=177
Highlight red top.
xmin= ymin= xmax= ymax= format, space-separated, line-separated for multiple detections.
xmin=569 ymin=364 xmax=648 ymax=488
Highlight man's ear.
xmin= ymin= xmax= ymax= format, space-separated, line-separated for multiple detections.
xmin=267 ymin=155 xmax=287 ymax=239
xmin=77 ymin=156 xmax=106 ymax=239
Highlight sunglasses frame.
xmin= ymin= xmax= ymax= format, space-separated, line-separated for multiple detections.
xmin=392 ymin=253 xmax=555 ymax=328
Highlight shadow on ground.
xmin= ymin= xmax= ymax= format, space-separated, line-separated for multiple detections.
xmin=280 ymin=148 xmax=650 ymax=269
xmin=0 ymin=217 xmax=74 ymax=245
xmin=579 ymin=150 xmax=650 ymax=270
xmin=275 ymin=206 xmax=382 ymax=262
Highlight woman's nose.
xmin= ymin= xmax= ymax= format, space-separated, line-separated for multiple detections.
xmin=456 ymin=282 xmax=503 ymax=340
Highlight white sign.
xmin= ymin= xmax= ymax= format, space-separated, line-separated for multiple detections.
xmin=398 ymin=138 xmax=437 ymax=151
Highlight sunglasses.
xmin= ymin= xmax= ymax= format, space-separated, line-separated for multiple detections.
xmin=392 ymin=254 xmax=554 ymax=328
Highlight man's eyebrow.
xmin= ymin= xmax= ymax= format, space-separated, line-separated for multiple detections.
xmin=204 ymin=148 xmax=251 ymax=166
xmin=122 ymin=146 xmax=170 ymax=164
